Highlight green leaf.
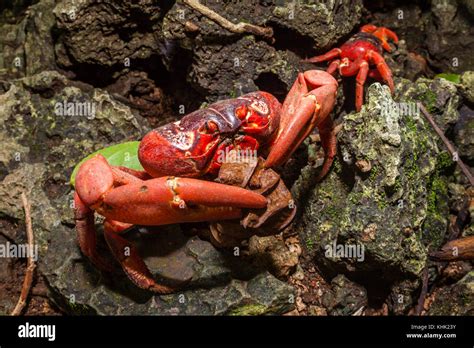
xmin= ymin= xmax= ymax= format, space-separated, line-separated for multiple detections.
xmin=435 ymin=73 xmax=461 ymax=84
xmin=70 ymin=141 xmax=143 ymax=187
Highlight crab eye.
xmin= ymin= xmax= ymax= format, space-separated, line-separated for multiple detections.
xmin=200 ymin=121 xmax=219 ymax=134
xmin=206 ymin=121 xmax=218 ymax=133
xmin=235 ymin=105 xmax=248 ymax=120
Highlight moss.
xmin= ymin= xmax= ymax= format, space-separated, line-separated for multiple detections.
xmin=348 ymin=191 xmax=362 ymax=204
xmin=333 ymin=158 xmax=342 ymax=174
xmin=404 ymin=115 xmax=418 ymax=134
xmin=405 ymin=155 xmax=419 ymax=181
xmin=436 ymin=151 xmax=454 ymax=171
xmin=427 ymin=175 xmax=448 ymax=214
xmin=419 ymin=89 xmax=438 ymax=113
xmin=63 ymin=299 xmax=96 ymax=315
xmin=368 ymin=164 xmax=379 ymax=182
xmin=325 ymin=206 xmax=339 ymax=220
xmin=305 ymin=238 xmax=314 ymax=251
xmin=229 ymin=303 xmax=269 ymax=316
xmin=423 ymin=171 xmax=449 ymax=248
xmin=375 ymin=190 xmax=388 ymax=210
xmin=392 ymin=176 xmax=402 ymax=192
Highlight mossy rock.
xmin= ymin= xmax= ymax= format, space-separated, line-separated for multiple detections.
xmin=298 ymin=83 xmax=450 ymax=308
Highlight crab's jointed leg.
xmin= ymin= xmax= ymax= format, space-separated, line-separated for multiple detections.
xmin=368 ymin=50 xmax=394 ymax=92
xmin=265 ymin=70 xmax=338 ymax=180
xmin=326 ymin=59 xmax=341 ymax=75
xmin=74 ymin=192 xmax=113 ymax=272
xmin=302 ymin=48 xmax=341 ymax=64
xmin=102 ymin=219 xmax=182 ymax=294
xmin=355 ymin=61 xmax=369 ymax=112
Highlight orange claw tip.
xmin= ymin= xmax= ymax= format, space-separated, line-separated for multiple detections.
xmin=360 ymin=24 xmax=377 ymax=32
xmin=264 ymin=150 xmax=283 ymax=168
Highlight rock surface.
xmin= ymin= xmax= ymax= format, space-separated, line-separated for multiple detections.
xmin=0 ymin=0 xmax=57 ymax=79
xmin=427 ymin=271 xmax=474 ymax=315
xmin=296 ymin=82 xmax=451 ymax=309
xmin=368 ymin=0 xmax=474 ymax=73
xmin=162 ymin=0 xmax=362 ymax=100
xmin=53 ymin=0 xmax=166 ymax=68
xmin=321 ymin=275 xmax=367 ymax=316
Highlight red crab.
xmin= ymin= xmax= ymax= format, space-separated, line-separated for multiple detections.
xmin=303 ymin=24 xmax=398 ymax=111
xmin=74 ymin=70 xmax=338 ymax=293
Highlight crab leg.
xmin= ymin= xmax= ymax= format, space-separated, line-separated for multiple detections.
xmin=339 ymin=58 xmax=364 ymax=76
xmin=302 ymin=48 xmax=341 ymax=64
xmin=355 ymin=61 xmax=369 ymax=112
xmin=98 ymin=177 xmax=265 ymax=225
xmin=326 ymin=59 xmax=340 ymax=75
xmin=73 ymin=192 xmax=113 ymax=272
xmin=103 ymin=219 xmax=185 ymax=294
xmin=74 ymin=154 xmax=267 ymax=293
xmin=316 ymin=115 xmax=337 ymax=181
xmin=368 ymin=50 xmax=394 ymax=92
xmin=265 ymin=70 xmax=338 ymax=172
xmin=368 ymin=69 xmax=382 ymax=80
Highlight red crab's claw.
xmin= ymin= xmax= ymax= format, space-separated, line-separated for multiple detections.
xmin=360 ymin=24 xmax=399 ymax=52
xmin=265 ymin=70 xmax=338 ymax=174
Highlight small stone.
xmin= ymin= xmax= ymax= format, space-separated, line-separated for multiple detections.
xmin=356 ymin=159 xmax=372 ymax=173
xmin=361 ymin=223 xmax=377 ymax=242
xmin=402 ymin=227 xmax=413 ymax=236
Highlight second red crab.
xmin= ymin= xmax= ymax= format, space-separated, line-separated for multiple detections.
xmin=304 ymin=24 xmax=398 ymax=111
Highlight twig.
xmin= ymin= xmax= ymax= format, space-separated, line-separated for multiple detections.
xmin=182 ymin=0 xmax=273 ymax=39
xmin=415 ymin=265 xmax=429 ymax=316
xmin=418 ymin=103 xmax=474 ymax=186
xmin=11 ymin=192 xmax=36 ymax=316
xmin=429 ymin=235 xmax=474 ymax=261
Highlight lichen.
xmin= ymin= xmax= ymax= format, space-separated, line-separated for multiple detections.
xmin=228 ymin=303 xmax=269 ymax=316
